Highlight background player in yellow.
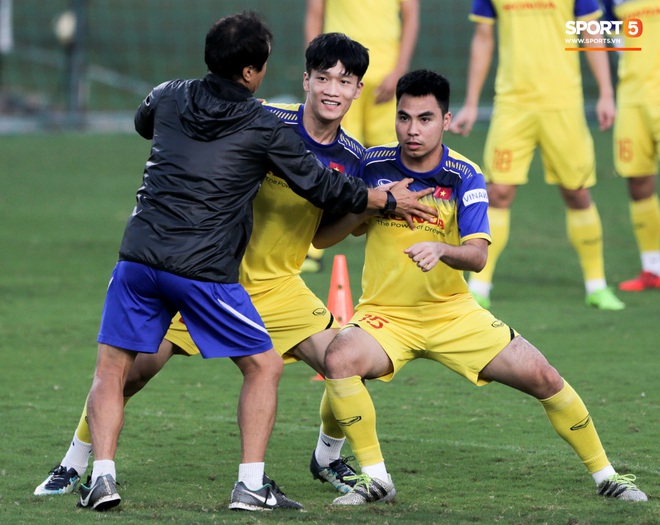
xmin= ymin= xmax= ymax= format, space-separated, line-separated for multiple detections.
xmin=449 ymin=0 xmax=625 ymax=310
xmin=302 ymin=0 xmax=420 ymax=274
xmin=313 ymin=69 xmax=647 ymax=505
xmin=604 ymin=0 xmax=660 ymax=291
xmin=35 ymin=32 xmax=435 ymax=504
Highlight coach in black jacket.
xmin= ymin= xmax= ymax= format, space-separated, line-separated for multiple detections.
xmin=79 ymin=12 xmax=434 ymax=512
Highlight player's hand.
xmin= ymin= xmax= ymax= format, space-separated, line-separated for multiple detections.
xmin=448 ymin=106 xmax=477 ymax=137
xmin=374 ymin=73 xmax=398 ymax=104
xmin=596 ymin=94 xmax=616 ymax=131
xmin=404 ymin=241 xmax=443 ymax=272
xmin=389 ymin=178 xmax=436 ymax=229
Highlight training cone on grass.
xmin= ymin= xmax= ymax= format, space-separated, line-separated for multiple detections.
xmin=312 ymin=254 xmax=354 ymax=381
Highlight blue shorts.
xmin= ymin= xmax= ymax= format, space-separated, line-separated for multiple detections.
xmin=97 ymin=261 xmax=272 ymax=358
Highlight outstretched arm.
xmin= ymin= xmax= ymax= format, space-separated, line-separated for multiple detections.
xmin=404 ymin=237 xmax=489 ymax=273
xmin=366 ymin=178 xmax=436 ymax=229
xmin=314 ymin=178 xmax=437 ymax=248
xmin=448 ymin=22 xmax=494 ymax=137
xmin=313 ymin=211 xmax=371 ymax=249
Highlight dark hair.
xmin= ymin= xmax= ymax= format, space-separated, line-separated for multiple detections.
xmin=205 ymin=11 xmax=273 ymax=80
xmin=305 ymin=32 xmax=369 ymax=80
xmin=396 ymin=70 xmax=450 ymax=115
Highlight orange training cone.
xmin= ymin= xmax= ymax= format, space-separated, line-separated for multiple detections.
xmin=327 ymin=254 xmax=354 ymax=325
xmin=312 ymin=254 xmax=354 ymax=381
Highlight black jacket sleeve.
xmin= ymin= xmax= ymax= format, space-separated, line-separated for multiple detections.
xmin=266 ymin=121 xmax=368 ymax=215
xmin=134 ymin=81 xmax=170 ymax=140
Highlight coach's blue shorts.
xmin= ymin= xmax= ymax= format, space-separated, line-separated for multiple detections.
xmin=97 ymin=261 xmax=272 ymax=358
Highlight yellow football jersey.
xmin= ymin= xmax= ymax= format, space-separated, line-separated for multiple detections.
xmin=469 ymin=0 xmax=602 ymax=108
xmin=239 ymin=103 xmax=364 ymax=294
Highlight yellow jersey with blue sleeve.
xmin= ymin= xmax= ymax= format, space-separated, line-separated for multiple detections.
xmin=322 ymin=0 xmax=404 ymax=78
xmin=609 ymin=0 xmax=660 ymax=106
xmin=356 ymin=144 xmax=491 ymax=309
xmin=469 ymin=0 xmax=602 ymax=108
xmin=239 ymin=103 xmax=364 ymax=295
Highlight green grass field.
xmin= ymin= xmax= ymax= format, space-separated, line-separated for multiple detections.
xmin=0 ymin=127 xmax=658 ymax=525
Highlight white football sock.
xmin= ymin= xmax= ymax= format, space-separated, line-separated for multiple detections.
xmin=90 ymin=460 xmax=116 ymax=486
xmin=61 ymin=434 xmax=92 ymax=477
xmin=238 ymin=462 xmax=265 ymax=490
xmin=362 ymin=462 xmax=388 ymax=483
xmin=592 ymin=465 xmax=616 ymax=485
xmin=315 ymin=431 xmax=346 ymax=467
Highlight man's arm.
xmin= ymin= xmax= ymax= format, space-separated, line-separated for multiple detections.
xmin=313 ymin=211 xmax=371 ymax=249
xmin=134 ymin=83 xmax=166 ymax=139
xmin=582 ymin=38 xmax=616 ymax=131
xmin=404 ymin=238 xmax=489 ymax=273
xmin=374 ymin=0 xmax=420 ymax=104
xmin=313 ymin=178 xmax=437 ymax=248
xmin=304 ymin=0 xmax=325 ymax=45
xmin=448 ymin=22 xmax=495 ymax=137
xmin=267 ymin=123 xmax=436 ymax=225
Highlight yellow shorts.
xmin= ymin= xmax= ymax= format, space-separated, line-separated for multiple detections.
xmin=165 ymin=314 xmax=200 ymax=356
xmin=484 ymin=103 xmax=596 ymax=189
xmin=165 ymin=276 xmax=339 ymax=363
xmin=614 ymin=104 xmax=660 ymax=178
xmin=348 ymin=294 xmax=515 ymax=386
xmin=342 ymin=79 xmax=397 ymax=147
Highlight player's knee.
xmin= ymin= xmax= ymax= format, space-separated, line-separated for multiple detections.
xmin=252 ymin=349 xmax=284 ymax=379
xmin=123 ymin=375 xmax=148 ymax=397
xmin=323 ymin=343 xmax=357 ymax=379
xmin=532 ymin=364 xmax=563 ymax=399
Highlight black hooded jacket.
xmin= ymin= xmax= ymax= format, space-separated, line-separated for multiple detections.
xmin=119 ymin=73 xmax=368 ymax=283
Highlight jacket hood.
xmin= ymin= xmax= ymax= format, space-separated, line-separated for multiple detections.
xmin=177 ymin=73 xmax=261 ymax=141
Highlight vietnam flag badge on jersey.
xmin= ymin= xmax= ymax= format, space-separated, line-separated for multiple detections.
xmin=329 ymin=162 xmax=345 ymax=173
xmin=434 ymin=186 xmax=452 ymax=200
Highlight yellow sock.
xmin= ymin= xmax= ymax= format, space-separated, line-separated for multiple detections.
xmin=566 ymin=205 xmax=605 ymax=283
xmin=74 ymin=396 xmax=92 ymax=443
xmin=319 ymin=390 xmax=344 ymax=439
xmin=630 ymin=195 xmax=660 ymax=254
xmin=325 ymin=377 xmax=382 ymax=467
xmin=470 ymin=207 xmax=510 ymax=288
xmin=75 ymin=396 xmax=132 ymax=443
xmin=540 ymin=380 xmax=610 ymax=473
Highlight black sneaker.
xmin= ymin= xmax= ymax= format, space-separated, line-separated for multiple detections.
xmin=77 ymin=474 xmax=121 ymax=511
xmin=34 ymin=465 xmax=81 ymax=496
xmin=228 ymin=474 xmax=304 ymax=511
xmin=309 ymin=452 xmax=357 ymax=493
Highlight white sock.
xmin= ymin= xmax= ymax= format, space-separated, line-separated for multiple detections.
xmin=641 ymin=251 xmax=660 ymax=275
xmin=362 ymin=462 xmax=388 ymax=483
xmin=592 ymin=465 xmax=616 ymax=485
xmin=238 ymin=462 xmax=265 ymax=490
xmin=315 ymin=431 xmax=346 ymax=467
xmin=585 ymin=279 xmax=607 ymax=295
xmin=61 ymin=434 xmax=92 ymax=477
xmin=90 ymin=460 xmax=116 ymax=486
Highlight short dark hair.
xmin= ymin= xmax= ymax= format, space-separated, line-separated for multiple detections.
xmin=305 ymin=32 xmax=369 ymax=80
xmin=205 ymin=11 xmax=273 ymax=80
xmin=396 ymin=70 xmax=450 ymax=115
